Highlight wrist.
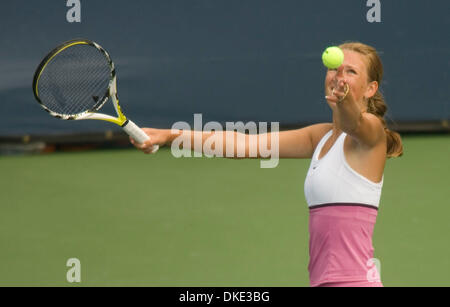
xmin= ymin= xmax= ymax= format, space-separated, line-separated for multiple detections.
xmin=166 ymin=128 xmax=181 ymax=145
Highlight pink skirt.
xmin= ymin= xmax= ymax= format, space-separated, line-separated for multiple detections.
xmin=308 ymin=204 xmax=381 ymax=287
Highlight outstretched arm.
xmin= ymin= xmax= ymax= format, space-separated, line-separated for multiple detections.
xmin=130 ymin=123 xmax=332 ymax=159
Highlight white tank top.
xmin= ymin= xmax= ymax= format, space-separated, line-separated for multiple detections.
xmin=304 ymin=130 xmax=383 ymax=208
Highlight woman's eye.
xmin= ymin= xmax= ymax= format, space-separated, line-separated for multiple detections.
xmin=348 ymin=69 xmax=356 ymax=74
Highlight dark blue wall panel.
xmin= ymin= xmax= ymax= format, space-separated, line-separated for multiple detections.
xmin=0 ymin=0 xmax=448 ymax=134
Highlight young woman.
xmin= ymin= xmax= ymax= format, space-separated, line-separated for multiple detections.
xmin=131 ymin=42 xmax=403 ymax=287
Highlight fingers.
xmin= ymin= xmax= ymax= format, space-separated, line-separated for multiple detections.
xmin=325 ymin=94 xmax=338 ymax=104
xmin=334 ymin=80 xmax=348 ymax=96
xmin=143 ymin=146 xmax=157 ymax=154
xmin=141 ymin=139 xmax=158 ymax=154
xmin=130 ymin=137 xmax=158 ymax=154
xmin=326 ymin=79 xmax=349 ymax=103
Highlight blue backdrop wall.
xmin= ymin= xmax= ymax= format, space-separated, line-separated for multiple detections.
xmin=0 ymin=0 xmax=448 ymax=135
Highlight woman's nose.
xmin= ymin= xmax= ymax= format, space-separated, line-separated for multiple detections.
xmin=335 ymin=66 xmax=345 ymax=77
xmin=332 ymin=67 xmax=345 ymax=85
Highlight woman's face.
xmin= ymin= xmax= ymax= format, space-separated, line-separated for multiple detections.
xmin=324 ymin=49 xmax=377 ymax=108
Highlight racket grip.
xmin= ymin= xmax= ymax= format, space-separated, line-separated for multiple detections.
xmin=123 ymin=120 xmax=159 ymax=153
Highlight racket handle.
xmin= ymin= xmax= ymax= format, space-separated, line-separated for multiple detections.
xmin=123 ymin=120 xmax=159 ymax=153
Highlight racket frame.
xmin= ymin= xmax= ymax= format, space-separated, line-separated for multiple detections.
xmin=33 ymin=39 xmax=158 ymax=150
xmin=33 ymin=39 xmax=123 ymax=124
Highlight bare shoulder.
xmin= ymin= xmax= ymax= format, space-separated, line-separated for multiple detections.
xmin=308 ymin=123 xmax=333 ymax=151
xmin=350 ymin=112 xmax=386 ymax=148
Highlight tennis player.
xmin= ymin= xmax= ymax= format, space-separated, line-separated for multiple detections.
xmin=131 ymin=42 xmax=403 ymax=287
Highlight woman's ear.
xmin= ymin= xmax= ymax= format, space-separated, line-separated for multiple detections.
xmin=365 ymin=81 xmax=378 ymax=99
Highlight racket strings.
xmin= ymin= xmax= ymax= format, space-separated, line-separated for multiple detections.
xmin=37 ymin=44 xmax=112 ymax=116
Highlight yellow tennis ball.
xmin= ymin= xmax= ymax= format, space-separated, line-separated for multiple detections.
xmin=322 ymin=46 xmax=344 ymax=69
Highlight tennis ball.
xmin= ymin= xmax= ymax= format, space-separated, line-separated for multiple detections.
xmin=322 ymin=46 xmax=344 ymax=69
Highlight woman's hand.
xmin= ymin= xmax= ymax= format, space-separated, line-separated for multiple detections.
xmin=130 ymin=128 xmax=170 ymax=154
xmin=326 ymin=79 xmax=350 ymax=105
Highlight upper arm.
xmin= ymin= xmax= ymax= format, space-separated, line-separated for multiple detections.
xmin=348 ymin=112 xmax=385 ymax=148
xmin=277 ymin=123 xmax=333 ymax=158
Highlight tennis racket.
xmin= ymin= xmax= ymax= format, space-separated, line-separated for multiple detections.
xmin=32 ymin=38 xmax=158 ymax=153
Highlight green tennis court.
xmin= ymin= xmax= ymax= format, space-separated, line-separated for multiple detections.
xmin=0 ymin=135 xmax=449 ymax=286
